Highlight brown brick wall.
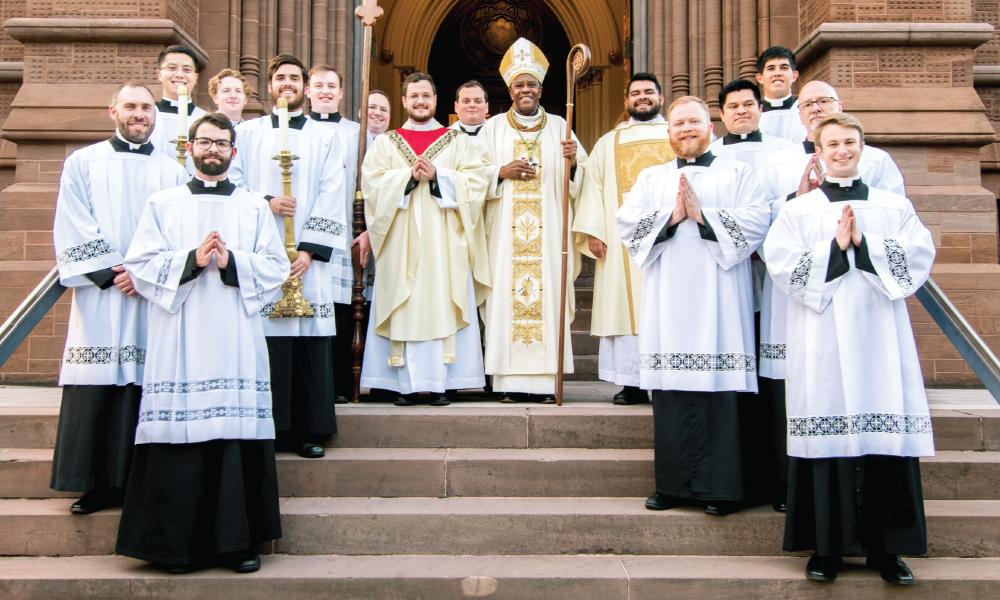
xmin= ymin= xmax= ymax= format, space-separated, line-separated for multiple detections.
xmin=801 ymin=0 xmax=973 ymax=37
xmin=801 ymin=46 xmax=975 ymax=88
xmin=22 ymin=42 xmax=162 ymax=85
xmin=0 ymin=1 xmax=27 ymax=61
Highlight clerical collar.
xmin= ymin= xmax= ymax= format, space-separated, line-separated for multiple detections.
xmin=676 ymin=151 xmax=715 ymax=169
xmin=309 ymin=111 xmax=342 ymax=123
xmin=761 ymin=95 xmax=796 ymax=112
xmin=109 ymin=132 xmax=154 ymax=155
xmin=187 ymin=177 xmax=237 ymax=196
xmin=457 ymin=122 xmax=484 ymax=136
xmin=270 ymin=109 xmax=307 ymax=130
xmin=155 ymin=98 xmax=192 ymax=115
xmin=403 ymin=118 xmax=444 ymax=131
xmin=820 ymin=176 xmax=868 ymax=202
xmin=803 ymin=140 xmax=816 ymax=154
xmin=628 ymin=114 xmax=666 ymax=125
xmin=722 ymin=130 xmax=763 ymax=145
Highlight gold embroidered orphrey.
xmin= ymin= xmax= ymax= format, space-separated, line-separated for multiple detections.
xmin=511 ymin=137 xmax=544 ymax=345
xmin=386 ymin=128 xmax=461 ymax=164
xmin=613 ymin=128 xmax=673 ymax=333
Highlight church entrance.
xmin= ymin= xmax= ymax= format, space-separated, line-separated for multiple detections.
xmin=374 ymin=0 xmax=629 ymax=148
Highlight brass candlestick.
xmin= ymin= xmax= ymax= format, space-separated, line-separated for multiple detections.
xmin=269 ymin=149 xmax=314 ymax=318
xmin=174 ymin=135 xmax=188 ymax=167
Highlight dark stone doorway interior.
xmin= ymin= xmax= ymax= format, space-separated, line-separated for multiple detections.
xmin=427 ymin=0 xmax=571 ymax=125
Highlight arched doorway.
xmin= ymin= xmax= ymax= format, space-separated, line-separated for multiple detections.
xmin=427 ymin=0 xmax=570 ymax=125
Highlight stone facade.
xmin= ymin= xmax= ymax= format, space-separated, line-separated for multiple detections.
xmin=0 ymin=0 xmax=997 ymax=385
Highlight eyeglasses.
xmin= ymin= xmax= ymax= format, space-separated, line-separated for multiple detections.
xmin=161 ymin=64 xmax=196 ymax=75
xmin=799 ymin=96 xmax=838 ymax=111
xmin=192 ymin=137 xmax=233 ymax=151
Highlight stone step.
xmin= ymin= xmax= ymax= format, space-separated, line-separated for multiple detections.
xmin=2 ymin=406 xmax=997 ymax=451
xmin=3 ymin=448 xmax=998 ymax=501
xmin=2 ymin=498 xmax=999 ymax=558
xmin=1 ymin=554 xmax=998 ymax=599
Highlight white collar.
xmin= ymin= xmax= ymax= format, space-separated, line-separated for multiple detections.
xmin=513 ymin=108 xmax=543 ymax=127
xmin=628 ymin=114 xmax=666 ymax=125
xmin=115 ymin=131 xmax=143 ymax=151
xmin=403 ymin=118 xmax=443 ymax=131
xmin=194 ymin=175 xmax=218 ymax=188
xmin=826 ymin=175 xmax=861 ymax=187
xmin=764 ymin=94 xmax=793 ymax=107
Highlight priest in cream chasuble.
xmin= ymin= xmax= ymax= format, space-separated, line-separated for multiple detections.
xmin=480 ymin=38 xmax=588 ymax=398
xmin=360 ymin=73 xmax=491 ymax=399
xmin=573 ymin=72 xmax=673 ymax=404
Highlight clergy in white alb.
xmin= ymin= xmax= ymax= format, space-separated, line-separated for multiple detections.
xmin=754 ymin=46 xmax=807 ymax=143
xmin=764 ymin=114 xmax=934 ymax=584
xmin=50 ymin=83 xmax=186 ymax=515
xmin=618 ymin=96 xmax=770 ymax=514
xmin=229 ymin=54 xmax=348 ymax=458
xmin=360 ymin=72 xmax=490 ymax=405
xmin=149 ymin=45 xmax=207 ymax=171
xmin=480 ymin=38 xmax=588 ymax=400
xmin=306 ymin=64 xmax=365 ymax=405
xmin=708 ymin=78 xmax=794 ymax=511
xmin=573 ymin=72 xmax=673 ymax=405
xmin=117 ymin=114 xmax=289 ymax=573
xmin=757 ymin=80 xmax=907 ymax=511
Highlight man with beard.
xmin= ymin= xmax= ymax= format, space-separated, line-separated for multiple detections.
xmin=118 ymin=113 xmax=289 ymax=574
xmin=757 ymin=80 xmax=906 ymax=511
xmin=360 ymin=72 xmax=490 ymax=406
xmin=50 ymin=82 xmax=186 ymax=514
xmin=230 ymin=54 xmax=348 ymax=458
xmin=708 ymin=78 xmax=793 ymax=510
xmin=618 ymin=96 xmax=770 ymax=515
xmin=149 ymin=45 xmax=207 ymax=169
xmin=480 ymin=38 xmax=587 ymax=402
xmin=764 ymin=113 xmax=934 ymax=584
xmin=573 ymin=73 xmax=674 ymax=405
xmin=755 ymin=46 xmax=807 ymax=143
xmin=306 ymin=65 xmax=364 ymax=405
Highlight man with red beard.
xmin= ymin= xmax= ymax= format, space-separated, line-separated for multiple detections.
xmin=618 ymin=96 xmax=770 ymax=515
xmin=229 ymin=55 xmax=348 ymax=458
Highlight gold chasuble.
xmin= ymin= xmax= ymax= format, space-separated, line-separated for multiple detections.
xmin=481 ymin=109 xmax=587 ymax=394
xmin=362 ymin=125 xmax=490 ymax=365
xmin=573 ymin=121 xmax=673 ymax=336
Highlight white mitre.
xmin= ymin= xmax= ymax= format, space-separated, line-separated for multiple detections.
xmin=499 ymin=37 xmax=549 ymax=86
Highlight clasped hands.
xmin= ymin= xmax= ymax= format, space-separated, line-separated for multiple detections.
xmin=195 ymin=231 xmax=230 ymax=269
xmin=668 ymin=173 xmax=704 ymax=226
xmin=835 ymin=204 xmax=863 ymax=251
xmin=411 ymin=156 xmax=437 ymax=182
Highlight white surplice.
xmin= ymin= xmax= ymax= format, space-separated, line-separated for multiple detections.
xmin=479 ymin=110 xmax=587 ymax=394
xmin=617 ymin=153 xmax=771 ymax=392
xmin=54 ymin=136 xmax=187 ymax=385
xmin=758 ymin=141 xmax=906 ymax=378
xmin=709 ymin=131 xmax=794 ymax=312
xmin=149 ymin=99 xmax=207 ymax=173
xmin=124 ymin=180 xmax=290 ymax=444
xmin=763 ymin=179 xmax=935 ymax=458
xmin=758 ymin=95 xmax=807 ymax=143
xmin=229 ymin=112 xmax=349 ymax=336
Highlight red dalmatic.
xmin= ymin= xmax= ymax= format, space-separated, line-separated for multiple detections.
xmin=394 ymin=127 xmax=450 ymax=155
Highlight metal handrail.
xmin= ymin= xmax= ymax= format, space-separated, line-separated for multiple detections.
xmin=916 ymin=277 xmax=1000 ymax=404
xmin=0 ymin=266 xmax=66 ymax=367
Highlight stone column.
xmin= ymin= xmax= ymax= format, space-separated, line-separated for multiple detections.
xmin=795 ymin=1 xmax=998 ymax=385
xmin=0 ymin=13 xmax=207 ymax=382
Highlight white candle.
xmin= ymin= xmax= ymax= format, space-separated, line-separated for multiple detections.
xmin=177 ymin=85 xmax=189 ymax=138
xmin=276 ymin=97 xmax=289 ymax=151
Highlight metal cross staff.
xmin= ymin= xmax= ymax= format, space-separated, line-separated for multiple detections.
xmin=351 ymin=0 xmax=383 ymax=402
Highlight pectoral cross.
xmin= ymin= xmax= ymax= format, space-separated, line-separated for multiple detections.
xmin=356 ymin=0 xmax=383 ymax=26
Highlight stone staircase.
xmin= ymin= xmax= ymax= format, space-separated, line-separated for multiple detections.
xmin=0 ymin=388 xmax=999 ymax=598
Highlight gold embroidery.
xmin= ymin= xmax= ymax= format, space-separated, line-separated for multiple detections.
xmin=614 ymin=129 xmax=673 ymax=333
xmin=511 ymin=136 xmax=544 ymax=345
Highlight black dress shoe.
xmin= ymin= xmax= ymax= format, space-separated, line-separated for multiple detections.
xmin=334 ymin=395 xmax=350 ymax=404
xmin=429 ymin=395 xmax=451 ymax=406
xmin=772 ymin=501 xmax=787 ymax=513
xmin=70 ymin=488 xmax=124 ymax=515
xmin=612 ymin=389 xmax=628 ymax=404
xmin=297 ymin=443 xmax=325 ymax=458
xmin=539 ymin=395 xmax=556 ymax=404
xmin=704 ymin=501 xmax=741 ymax=516
xmin=644 ymin=493 xmax=676 ymax=511
xmin=805 ymin=553 xmax=841 ymax=582
xmin=614 ymin=386 xmax=650 ymax=405
xmin=233 ymin=553 xmax=261 ymax=574
xmin=867 ymin=553 xmax=915 ymax=585
xmin=394 ymin=393 xmax=418 ymax=406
